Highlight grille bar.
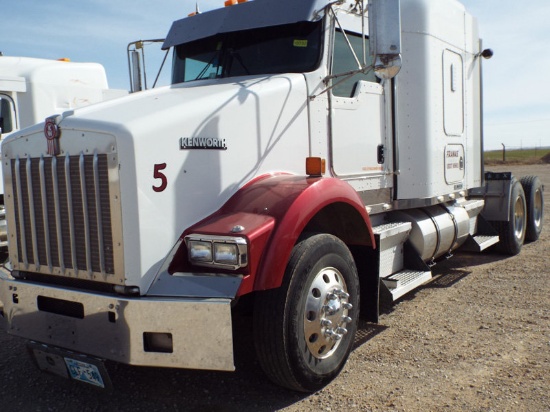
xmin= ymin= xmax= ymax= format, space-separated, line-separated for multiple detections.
xmin=64 ymin=153 xmax=78 ymax=275
xmin=14 ymin=156 xmax=28 ymax=268
xmin=26 ymin=156 xmax=40 ymax=270
xmin=93 ymin=152 xmax=106 ymax=276
xmin=52 ymin=156 xmax=66 ymax=273
xmin=39 ymin=155 xmax=53 ymax=271
xmin=79 ymin=153 xmax=92 ymax=276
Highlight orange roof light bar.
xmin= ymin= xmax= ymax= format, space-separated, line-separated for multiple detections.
xmin=225 ymin=0 xmax=247 ymax=6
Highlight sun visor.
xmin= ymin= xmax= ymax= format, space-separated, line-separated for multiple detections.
xmin=162 ymin=0 xmax=330 ymax=49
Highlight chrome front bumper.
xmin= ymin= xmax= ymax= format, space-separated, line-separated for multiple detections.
xmin=0 ymin=277 xmax=235 ymax=371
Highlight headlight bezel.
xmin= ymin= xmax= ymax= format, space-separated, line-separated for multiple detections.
xmin=184 ymin=234 xmax=248 ymax=270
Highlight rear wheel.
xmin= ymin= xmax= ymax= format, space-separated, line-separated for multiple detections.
xmin=253 ymin=234 xmax=360 ymax=392
xmin=493 ymin=180 xmax=527 ymax=255
xmin=520 ymin=175 xmax=544 ymax=242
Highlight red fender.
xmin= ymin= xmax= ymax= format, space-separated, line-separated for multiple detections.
xmin=172 ymin=174 xmax=375 ymax=296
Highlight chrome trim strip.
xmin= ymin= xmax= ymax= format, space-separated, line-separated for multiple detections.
xmin=26 ymin=156 xmax=40 ymax=270
xmin=64 ymin=153 xmax=78 ymax=275
xmin=14 ymin=156 xmax=28 ymax=268
xmin=39 ymin=155 xmax=52 ymax=271
xmin=79 ymin=153 xmax=92 ymax=276
xmin=93 ymin=151 xmax=106 ymax=277
xmin=52 ymin=156 xmax=65 ymax=274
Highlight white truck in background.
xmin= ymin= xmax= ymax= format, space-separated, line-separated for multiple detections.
xmin=0 ymin=0 xmax=544 ymax=392
xmin=0 ymin=56 xmax=127 ymax=247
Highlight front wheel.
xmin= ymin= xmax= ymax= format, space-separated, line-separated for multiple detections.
xmin=253 ymin=234 xmax=360 ymax=392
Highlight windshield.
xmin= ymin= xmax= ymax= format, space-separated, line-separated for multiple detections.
xmin=172 ymin=21 xmax=323 ymax=84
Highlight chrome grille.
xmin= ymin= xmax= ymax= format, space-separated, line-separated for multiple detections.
xmin=11 ymin=152 xmax=115 ymax=279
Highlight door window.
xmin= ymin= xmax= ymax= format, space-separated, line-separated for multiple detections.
xmin=332 ymin=30 xmax=378 ymax=97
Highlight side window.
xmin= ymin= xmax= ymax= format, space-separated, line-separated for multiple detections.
xmin=332 ymin=30 xmax=378 ymax=97
xmin=0 ymin=94 xmax=15 ymax=134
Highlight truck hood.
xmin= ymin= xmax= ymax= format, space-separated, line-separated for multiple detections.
xmin=3 ymin=74 xmax=311 ymax=291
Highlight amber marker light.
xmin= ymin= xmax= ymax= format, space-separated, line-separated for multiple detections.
xmin=224 ymin=0 xmax=237 ymax=6
xmin=306 ymin=157 xmax=326 ymax=177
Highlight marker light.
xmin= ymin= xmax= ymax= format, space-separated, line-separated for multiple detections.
xmin=185 ymin=235 xmax=248 ymax=270
xmin=306 ymin=157 xmax=326 ymax=176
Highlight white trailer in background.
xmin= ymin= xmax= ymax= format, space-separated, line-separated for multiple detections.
xmin=0 ymin=56 xmax=127 ymax=247
xmin=0 ymin=0 xmax=544 ymax=392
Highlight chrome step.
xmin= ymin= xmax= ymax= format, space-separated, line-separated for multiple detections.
xmin=381 ymin=270 xmax=432 ymax=301
xmin=373 ymin=222 xmax=412 ymax=278
xmin=461 ymin=234 xmax=500 ymax=252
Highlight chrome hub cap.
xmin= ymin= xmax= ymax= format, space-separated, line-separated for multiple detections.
xmin=304 ymin=267 xmax=353 ymax=359
xmin=514 ymin=195 xmax=526 ymax=240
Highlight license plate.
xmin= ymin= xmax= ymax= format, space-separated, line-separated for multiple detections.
xmin=28 ymin=342 xmax=112 ymax=390
xmin=65 ymin=358 xmax=106 ymax=388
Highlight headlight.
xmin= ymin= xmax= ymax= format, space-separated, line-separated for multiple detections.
xmin=185 ymin=235 xmax=248 ymax=270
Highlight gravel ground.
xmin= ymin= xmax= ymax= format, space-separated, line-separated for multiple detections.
xmin=0 ymin=164 xmax=548 ymax=412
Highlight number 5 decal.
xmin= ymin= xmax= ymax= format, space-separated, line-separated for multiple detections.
xmin=153 ymin=163 xmax=168 ymax=192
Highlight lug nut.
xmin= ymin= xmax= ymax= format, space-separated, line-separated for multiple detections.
xmin=336 ymin=327 xmax=348 ymax=335
xmin=321 ymin=319 xmax=333 ymax=327
xmin=335 ymin=289 xmax=350 ymax=299
xmin=343 ymin=303 xmax=353 ymax=310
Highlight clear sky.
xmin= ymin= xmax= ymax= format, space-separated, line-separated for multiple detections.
xmin=1 ymin=0 xmax=549 ymax=151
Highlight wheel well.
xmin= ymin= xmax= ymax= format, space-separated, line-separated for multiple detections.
xmin=301 ymin=203 xmax=379 ymax=322
xmin=302 ymin=202 xmax=373 ymax=247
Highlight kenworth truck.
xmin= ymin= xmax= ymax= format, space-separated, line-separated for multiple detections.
xmin=0 ymin=56 xmax=126 ymax=249
xmin=0 ymin=0 xmax=544 ymax=392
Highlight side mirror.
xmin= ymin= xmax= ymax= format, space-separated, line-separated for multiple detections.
xmin=368 ymin=0 xmax=402 ymax=79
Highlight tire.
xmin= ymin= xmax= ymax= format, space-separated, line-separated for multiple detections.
xmin=520 ymin=175 xmax=544 ymax=242
xmin=493 ymin=180 xmax=527 ymax=255
xmin=253 ymin=234 xmax=360 ymax=392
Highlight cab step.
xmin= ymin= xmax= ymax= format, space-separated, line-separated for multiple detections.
xmin=381 ymin=269 xmax=432 ymax=301
xmin=461 ymin=234 xmax=500 ymax=252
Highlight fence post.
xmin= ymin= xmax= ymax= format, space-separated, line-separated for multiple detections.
xmin=501 ymin=143 xmax=506 ymax=163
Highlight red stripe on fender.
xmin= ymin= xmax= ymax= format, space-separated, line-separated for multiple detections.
xmin=222 ymin=175 xmax=374 ymax=292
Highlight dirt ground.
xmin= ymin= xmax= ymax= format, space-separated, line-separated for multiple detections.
xmin=0 ymin=164 xmax=548 ymax=411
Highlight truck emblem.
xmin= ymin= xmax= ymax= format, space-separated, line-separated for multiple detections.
xmin=44 ymin=116 xmax=62 ymax=156
xmin=180 ymin=137 xmax=227 ymax=151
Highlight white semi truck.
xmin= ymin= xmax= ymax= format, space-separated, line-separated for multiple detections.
xmin=0 ymin=0 xmax=544 ymax=392
xmin=0 ymin=56 xmax=127 ymax=248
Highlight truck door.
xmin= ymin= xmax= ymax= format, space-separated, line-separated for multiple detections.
xmin=329 ymin=29 xmax=387 ymax=179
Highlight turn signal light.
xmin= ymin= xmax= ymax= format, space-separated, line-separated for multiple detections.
xmin=306 ymin=157 xmax=326 ymax=176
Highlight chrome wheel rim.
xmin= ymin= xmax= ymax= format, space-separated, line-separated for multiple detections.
xmin=303 ymin=267 xmax=353 ymax=359
xmin=533 ymin=188 xmax=543 ymax=229
xmin=514 ymin=195 xmax=526 ymax=241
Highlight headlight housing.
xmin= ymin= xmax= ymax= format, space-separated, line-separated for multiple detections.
xmin=185 ymin=234 xmax=248 ymax=270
